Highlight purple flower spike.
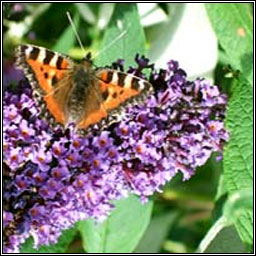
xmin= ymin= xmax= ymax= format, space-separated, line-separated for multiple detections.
xmin=3 ymin=54 xmax=229 ymax=253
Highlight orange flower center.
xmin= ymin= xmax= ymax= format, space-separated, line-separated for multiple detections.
xmin=99 ymin=139 xmax=106 ymax=146
xmin=93 ymin=159 xmax=100 ymax=167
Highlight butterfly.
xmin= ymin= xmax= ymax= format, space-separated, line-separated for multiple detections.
xmin=15 ymin=44 xmax=153 ymax=131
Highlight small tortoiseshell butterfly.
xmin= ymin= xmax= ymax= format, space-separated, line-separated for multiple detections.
xmin=16 ymin=44 xmax=153 ymax=131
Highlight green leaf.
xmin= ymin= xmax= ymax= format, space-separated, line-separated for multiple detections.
xmin=223 ymin=188 xmax=253 ymax=251
xmin=206 ymin=3 xmax=253 ymax=85
xmin=20 ymin=227 xmax=77 ymax=253
xmin=30 ymin=4 xmax=75 ymax=46
xmin=198 ymin=217 xmax=247 ymax=253
xmin=215 ymin=174 xmax=227 ymax=201
xmin=78 ymin=195 xmax=153 ymax=253
xmin=212 ymin=175 xmax=228 ymax=222
xmin=223 ymin=76 xmax=253 ymax=192
xmin=134 ymin=212 xmax=178 ymax=253
xmin=233 ymin=210 xmax=253 ymax=252
xmin=210 ymin=4 xmax=255 ymax=246
xmin=53 ymin=12 xmax=80 ymax=54
xmin=75 ymin=3 xmax=96 ymax=25
xmin=224 ymin=188 xmax=253 ymax=219
xmin=97 ymin=4 xmax=115 ymax=30
xmin=95 ymin=3 xmax=146 ymax=69
xmin=223 ymin=74 xmax=253 ymax=248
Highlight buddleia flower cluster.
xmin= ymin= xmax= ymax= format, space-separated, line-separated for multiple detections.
xmin=3 ymin=55 xmax=229 ymax=253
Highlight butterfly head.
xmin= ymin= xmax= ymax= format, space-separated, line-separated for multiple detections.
xmin=82 ymin=52 xmax=92 ymax=63
xmin=77 ymin=52 xmax=93 ymax=70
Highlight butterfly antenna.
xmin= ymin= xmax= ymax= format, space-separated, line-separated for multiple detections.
xmin=92 ymin=29 xmax=127 ymax=60
xmin=66 ymin=11 xmax=86 ymax=54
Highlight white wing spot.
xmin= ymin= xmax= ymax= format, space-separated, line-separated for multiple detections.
xmin=50 ymin=53 xmax=59 ymax=66
xmin=138 ymin=80 xmax=145 ymax=90
xmin=124 ymin=75 xmax=132 ymax=89
xmin=37 ymin=49 xmax=46 ymax=63
xmin=112 ymin=71 xmax=119 ymax=84
xmin=25 ymin=46 xmax=33 ymax=57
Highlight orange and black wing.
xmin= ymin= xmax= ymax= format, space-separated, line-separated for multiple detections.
xmin=16 ymin=44 xmax=73 ymax=125
xmin=77 ymin=69 xmax=153 ymax=129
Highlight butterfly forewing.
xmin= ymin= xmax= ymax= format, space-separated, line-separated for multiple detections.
xmin=16 ymin=45 xmax=75 ymax=125
xmin=16 ymin=45 xmax=72 ymax=92
xmin=97 ymin=69 xmax=153 ymax=110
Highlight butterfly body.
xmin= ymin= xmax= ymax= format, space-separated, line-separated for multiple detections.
xmin=16 ymin=44 xmax=153 ymax=131
xmin=51 ymin=60 xmax=101 ymax=127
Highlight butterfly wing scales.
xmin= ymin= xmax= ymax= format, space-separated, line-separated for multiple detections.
xmin=43 ymin=75 xmax=74 ymax=124
xmin=78 ymin=69 xmax=153 ymax=129
xmin=16 ymin=44 xmax=73 ymax=126
xmin=77 ymin=78 xmax=107 ymax=129
xmin=97 ymin=69 xmax=152 ymax=110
